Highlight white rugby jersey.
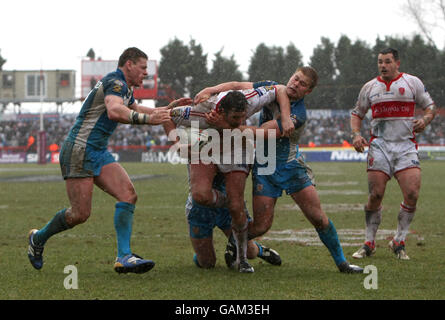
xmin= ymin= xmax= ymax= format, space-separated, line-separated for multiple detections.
xmin=170 ymin=86 xmax=278 ymax=128
xmin=351 ymin=73 xmax=434 ymax=142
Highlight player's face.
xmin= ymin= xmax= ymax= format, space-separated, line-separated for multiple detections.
xmin=223 ymin=110 xmax=247 ymax=128
xmin=127 ymin=58 xmax=148 ymax=87
xmin=378 ymin=53 xmax=400 ymax=81
xmin=286 ymin=71 xmax=312 ymax=100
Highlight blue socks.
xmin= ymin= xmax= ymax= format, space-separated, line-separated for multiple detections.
xmin=254 ymin=241 xmax=263 ymax=257
xmin=316 ymin=219 xmax=346 ymax=266
xmin=114 ymin=202 xmax=135 ymax=258
xmin=34 ymin=209 xmax=70 ymax=245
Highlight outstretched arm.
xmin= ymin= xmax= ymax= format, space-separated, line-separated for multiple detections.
xmin=194 ymin=81 xmax=254 ymax=104
xmin=105 ymin=95 xmax=171 ymax=125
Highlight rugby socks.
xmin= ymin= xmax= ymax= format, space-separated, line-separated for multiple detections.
xmin=33 ymin=209 xmax=70 ymax=246
xmin=365 ymin=206 xmax=382 ymax=244
xmin=394 ymin=202 xmax=416 ymax=243
xmin=254 ymin=241 xmax=264 ymax=257
xmin=193 ymin=253 xmax=202 ymax=268
xmin=232 ymin=220 xmax=249 ymax=263
xmin=316 ymin=219 xmax=346 ymax=266
xmin=114 ymin=202 xmax=135 ymax=258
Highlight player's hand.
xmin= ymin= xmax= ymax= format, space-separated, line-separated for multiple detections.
xmin=167 ymin=97 xmax=193 ymax=109
xmin=205 ymin=110 xmax=230 ymax=129
xmin=413 ymin=118 xmax=427 ymax=133
xmin=352 ymin=135 xmax=367 ymax=153
xmin=194 ymin=88 xmax=213 ymax=104
xmin=281 ymin=116 xmax=295 ymax=137
xmin=148 ymin=109 xmax=171 ymax=125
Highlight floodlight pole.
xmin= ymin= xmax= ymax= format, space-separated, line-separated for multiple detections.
xmin=37 ymin=69 xmax=47 ymax=165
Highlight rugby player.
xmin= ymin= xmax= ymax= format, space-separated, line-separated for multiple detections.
xmin=195 ymin=67 xmax=364 ymax=273
xmin=350 ymin=48 xmax=437 ymax=260
xmin=164 ymin=86 xmax=292 ymax=273
xmin=185 ymin=167 xmax=281 ymax=269
xmin=27 ymin=47 xmax=189 ymax=274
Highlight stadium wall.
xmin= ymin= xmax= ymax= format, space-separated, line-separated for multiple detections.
xmin=1 ymin=146 xmax=444 ymax=164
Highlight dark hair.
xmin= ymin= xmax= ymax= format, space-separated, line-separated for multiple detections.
xmin=379 ymin=47 xmax=399 ymax=61
xmin=297 ymin=66 xmax=318 ymax=89
xmin=118 ymin=47 xmax=148 ymax=67
xmin=219 ymin=91 xmax=248 ymax=113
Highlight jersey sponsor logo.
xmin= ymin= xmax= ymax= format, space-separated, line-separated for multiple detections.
xmin=112 ymin=79 xmax=124 ymax=93
xmin=171 ymin=107 xmax=191 ymax=119
xmin=371 ymin=101 xmax=415 ymax=118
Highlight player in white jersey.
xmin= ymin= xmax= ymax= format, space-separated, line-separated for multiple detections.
xmin=164 ymin=86 xmax=292 ymax=273
xmin=350 ymin=48 xmax=437 ymax=260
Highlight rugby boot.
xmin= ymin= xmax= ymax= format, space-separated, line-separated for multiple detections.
xmin=338 ymin=261 xmax=364 ymax=273
xmin=389 ymin=240 xmax=410 ymax=260
xmin=114 ymin=253 xmax=155 ymax=274
xmin=352 ymin=241 xmax=376 ymax=259
xmin=27 ymin=229 xmax=44 ymax=270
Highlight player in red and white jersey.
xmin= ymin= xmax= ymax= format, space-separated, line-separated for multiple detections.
xmin=350 ymin=48 xmax=437 ymax=260
xmin=169 ymin=85 xmax=292 ymax=131
xmin=163 ymin=87 xmax=292 ymax=273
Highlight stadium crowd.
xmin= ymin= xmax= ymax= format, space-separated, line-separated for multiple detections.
xmin=0 ymin=112 xmax=443 ymax=151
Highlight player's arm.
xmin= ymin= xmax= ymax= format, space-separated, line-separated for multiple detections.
xmin=239 ymin=120 xmax=282 ymax=139
xmin=105 ymin=95 xmax=171 ymax=125
xmin=194 ymin=82 xmax=254 ymax=104
xmin=350 ymin=114 xmax=367 ymax=153
xmin=413 ymin=104 xmax=437 ymax=133
xmin=275 ymin=84 xmax=293 ymax=137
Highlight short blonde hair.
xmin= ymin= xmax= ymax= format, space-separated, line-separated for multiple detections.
xmin=296 ymin=66 xmax=318 ymax=89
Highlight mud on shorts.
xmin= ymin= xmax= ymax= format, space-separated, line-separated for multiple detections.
xmin=367 ymin=138 xmax=420 ymax=178
xmin=59 ymin=140 xmax=116 ymax=179
xmin=186 ymin=200 xmax=232 ymax=239
xmin=185 ymin=197 xmax=253 ymax=239
xmin=252 ymin=153 xmax=315 ymax=198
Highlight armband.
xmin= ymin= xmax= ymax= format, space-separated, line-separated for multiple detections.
xmin=426 ymin=104 xmax=437 ymax=112
xmin=129 ymin=110 xmax=149 ymax=124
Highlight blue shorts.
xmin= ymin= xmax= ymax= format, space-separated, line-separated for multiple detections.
xmin=187 ymin=200 xmax=232 ymax=239
xmin=59 ymin=140 xmax=116 ymax=179
xmin=252 ymin=155 xmax=315 ymax=198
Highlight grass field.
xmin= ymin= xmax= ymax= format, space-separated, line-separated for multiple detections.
xmin=1 ymin=161 xmax=444 ymax=301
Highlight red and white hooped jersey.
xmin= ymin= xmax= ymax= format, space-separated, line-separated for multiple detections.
xmin=351 ymin=73 xmax=434 ymax=142
xmin=170 ymin=86 xmax=278 ymax=129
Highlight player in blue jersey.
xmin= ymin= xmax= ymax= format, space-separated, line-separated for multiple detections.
xmin=185 ymin=166 xmax=281 ymax=268
xmin=27 ymin=47 xmax=190 ymax=274
xmin=195 ymin=67 xmax=363 ymax=273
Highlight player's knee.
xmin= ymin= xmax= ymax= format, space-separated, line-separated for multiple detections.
xmin=251 ymin=221 xmax=271 ymax=237
xmin=119 ymin=189 xmax=138 ymax=205
xmin=404 ymin=189 xmax=419 ymax=205
xmin=192 ymin=190 xmax=212 ymax=207
xmin=369 ymin=189 xmax=384 ymax=203
xmin=197 ymin=256 xmax=216 ymax=269
xmin=69 ymin=210 xmax=91 ymax=225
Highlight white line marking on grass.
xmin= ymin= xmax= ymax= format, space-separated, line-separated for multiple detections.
xmin=261 ymin=229 xmax=422 ymax=246
xmin=280 ymin=203 xmax=364 ymax=213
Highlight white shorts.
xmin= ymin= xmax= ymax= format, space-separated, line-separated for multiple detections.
xmin=216 ymin=163 xmax=251 ymax=175
xmin=367 ymin=138 xmax=420 ymax=178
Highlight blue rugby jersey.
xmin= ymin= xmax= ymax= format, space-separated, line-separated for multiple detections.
xmin=65 ymin=69 xmax=135 ymax=150
xmin=253 ymin=80 xmax=307 ymax=163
